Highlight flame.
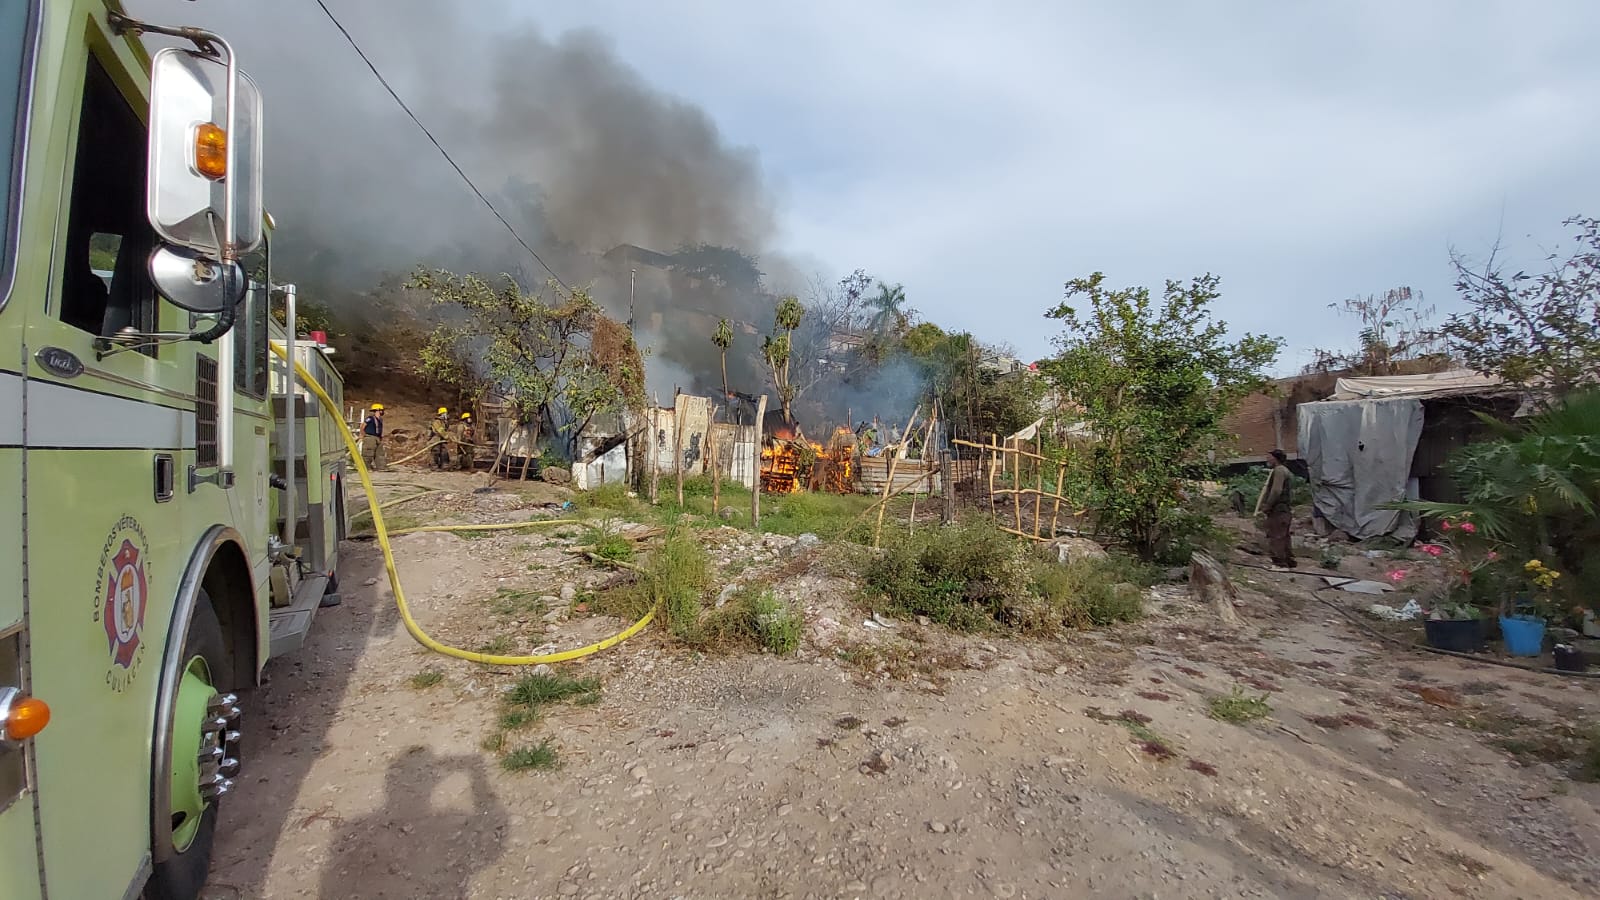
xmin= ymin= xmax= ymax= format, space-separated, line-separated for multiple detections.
xmin=760 ymin=442 xmax=803 ymax=493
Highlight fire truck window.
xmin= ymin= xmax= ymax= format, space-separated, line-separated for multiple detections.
xmin=59 ymin=55 xmax=157 ymax=355
xmin=233 ymin=246 xmax=269 ymax=397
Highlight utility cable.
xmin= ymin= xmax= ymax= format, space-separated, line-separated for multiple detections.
xmin=310 ymin=0 xmax=573 ymax=293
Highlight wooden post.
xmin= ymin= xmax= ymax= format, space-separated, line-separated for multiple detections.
xmin=710 ymin=410 xmax=722 ymax=515
xmin=751 ymin=394 xmax=768 ymax=527
xmin=1032 ymin=437 xmax=1044 ymax=538
xmin=873 ymin=407 xmax=920 ymax=548
xmin=941 ymin=450 xmax=955 ymax=524
xmin=673 ymin=392 xmax=686 ymax=507
xmin=986 ymin=433 xmax=998 ymax=518
xmin=1010 ymin=438 xmax=1023 ymax=534
xmin=1050 ymin=462 xmax=1066 ymax=538
xmin=646 ymin=408 xmax=660 ymax=504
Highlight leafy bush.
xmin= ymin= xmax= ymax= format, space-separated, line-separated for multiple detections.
xmin=581 ymin=522 xmax=635 ymax=563
xmin=865 ymin=518 xmax=1149 ymax=633
xmin=1208 ymin=689 xmax=1271 ymax=724
xmin=580 ymin=482 xmax=636 ymax=512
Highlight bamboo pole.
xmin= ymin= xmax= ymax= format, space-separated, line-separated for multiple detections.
xmin=872 ymin=407 xmax=920 ymax=548
xmin=906 ymin=412 xmax=938 ymax=535
xmin=1010 ymin=438 xmax=1023 ymax=535
xmin=673 ymin=393 xmax=686 ymax=507
xmin=647 ymin=405 xmax=660 ymax=504
xmin=1050 ymin=462 xmax=1066 ymax=538
xmin=710 ymin=414 xmax=721 ymax=515
xmin=952 ymin=437 xmax=1053 ymax=462
xmin=986 ymin=433 xmax=998 ymax=516
xmin=1032 ymin=437 xmax=1044 ymax=538
xmin=751 ymin=394 xmax=767 ymax=528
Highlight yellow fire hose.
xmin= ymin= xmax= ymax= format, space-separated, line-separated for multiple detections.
xmin=271 ymin=342 xmax=657 ymax=665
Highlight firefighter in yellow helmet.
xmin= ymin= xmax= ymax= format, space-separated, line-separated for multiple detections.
xmin=361 ymin=403 xmax=385 ymax=470
xmin=452 ymin=411 xmax=476 ymax=471
xmin=429 ymin=407 xmax=450 ymax=469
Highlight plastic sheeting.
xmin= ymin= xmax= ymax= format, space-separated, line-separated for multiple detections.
xmin=1297 ymin=397 xmax=1424 ymax=540
xmin=1329 ymin=370 xmax=1504 ymax=400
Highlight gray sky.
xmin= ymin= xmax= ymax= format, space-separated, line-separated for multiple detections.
xmin=135 ymin=1 xmax=1600 ymax=371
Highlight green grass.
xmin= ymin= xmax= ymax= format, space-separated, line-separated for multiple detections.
xmin=582 ymin=522 xmax=636 ymax=563
xmin=408 ymin=670 xmax=444 ymax=689
xmin=476 ymin=635 xmax=515 ymax=655
xmin=1208 ymin=689 xmax=1272 ymax=724
xmin=490 ymin=588 xmax=545 ymax=617
xmin=579 ymin=482 xmax=636 ymax=512
xmin=502 ymin=738 xmax=561 ymax=772
xmin=506 ymin=671 xmax=602 ymax=708
xmin=592 ymin=527 xmax=712 ymax=640
xmin=701 ymin=584 xmax=804 ymax=655
xmin=863 ymin=517 xmax=1151 ymax=634
xmin=480 ymin=732 xmax=506 ymax=753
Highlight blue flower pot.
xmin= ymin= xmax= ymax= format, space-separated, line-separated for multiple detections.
xmin=1499 ymin=615 xmax=1545 ymax=657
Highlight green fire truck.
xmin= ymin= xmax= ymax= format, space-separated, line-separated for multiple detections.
xmin=2 ymin=2 xmax=348 ymax=897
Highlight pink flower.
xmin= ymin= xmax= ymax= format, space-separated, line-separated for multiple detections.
xmin=1459 ymin=522 xmax=1477 ymax=534
xmin=1487 ymin=550 xmax=1499 ymax=561
xmin=1387 ymin=569 xmax=1409 ymax=583
xmin=1420 ymin=544 xmax=1444 ymax=557
xmin=1440 ymin=520 xmax=1454 ymax=531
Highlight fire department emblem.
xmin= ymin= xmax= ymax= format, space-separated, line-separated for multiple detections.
xmin=95 ymin=516 xmax=151 ymax=688
xmin=105 ymin=540 xmax=147 ymax=667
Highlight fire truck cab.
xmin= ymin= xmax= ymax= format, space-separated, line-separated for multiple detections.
xmin=1 ymin=2 xmax=345 ymax=897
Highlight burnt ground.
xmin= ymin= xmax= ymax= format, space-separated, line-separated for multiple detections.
xmin=199 ymin=470 xmax=1599 ymax=899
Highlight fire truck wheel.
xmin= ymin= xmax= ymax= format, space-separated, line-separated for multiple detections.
xmin=145 ymin=594 xmax=232 ymax=900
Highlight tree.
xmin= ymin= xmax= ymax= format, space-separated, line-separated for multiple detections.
xmin=711 ymin=318 xmax=734 ymax=397
xmin=1040 ymin=272 xmax=1282 ymax=559
xmin=1440 ymin=215 xmax=1600 ymax=399
xmin=762 ymin=296 xmax=805 ymax=419
xmin=1304 ymin=286 xmax=1448 ymax=376
xmin=408 ymin=269 xmax=645 ymax=466
xmin=866 ymin=281 xmax=914 ymax=338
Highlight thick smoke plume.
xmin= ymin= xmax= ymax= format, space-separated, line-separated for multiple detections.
xmin=129 ymin=0 xmax=916 ymax=428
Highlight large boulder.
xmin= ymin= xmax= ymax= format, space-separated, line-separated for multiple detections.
xmin=1045 ymin=536 xmax=1109 ymax=565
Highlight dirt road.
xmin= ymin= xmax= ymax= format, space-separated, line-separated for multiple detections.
xmin=200 ymin=475 xmax=1599 ymax=899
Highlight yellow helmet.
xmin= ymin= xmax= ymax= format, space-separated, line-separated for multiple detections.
xmin=370 ymin=403 xmax=384 ymax=411
xmin=437 ymin=407 xmax=448 ymax=415
xmin=461 ymin=412 xmax=472 ymax=420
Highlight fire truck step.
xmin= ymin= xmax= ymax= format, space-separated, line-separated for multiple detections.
xmin=267 ymin=572 xmax=330 ymax=656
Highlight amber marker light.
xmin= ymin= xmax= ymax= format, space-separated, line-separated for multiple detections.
xmin=195 ymin=122 xmax=227 ymax=180
xmin=1 ymin=691 xmax=50 ymax=742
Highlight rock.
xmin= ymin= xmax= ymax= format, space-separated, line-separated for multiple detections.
xmin=1189 ymin=551 xmax=1241 ymax=625
xmin=725 ymin=750 xmax=751 ymax=765
xmin=1164 ymin=567 xmax=1188 ymax=583
xmin=542 ymin=467 xmax=572 ymax=485
xmin=777 ymin=804 xmax=793 ymax=817
xmin=542 ymin=608 xmax=565 ymax=623
xmin=560 ymin=583 xmax=578 ymax=603
xmin=716 ymin=584 xmax=740 ymax=609
xmin=362 ymin=577 xmax=379 ymax=587
xmin=631 ymin=766 xmax=649 ymax=782
xmin=794 ymin=533 xmax=821 ymax=549
xmin=718 ymin=508 xmax=739 ymax=521
xmin=917 ymin=615 xmax=931 ymax=627
xmin=530 ymin=664 xmax=553 ymax=677
xmin=1045 ymin=536 xmax=1108 ymax=565
xmin=929 ymin=821 xmax=948 ymax=834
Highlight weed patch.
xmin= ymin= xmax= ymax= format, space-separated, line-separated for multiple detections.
xmin=490 ymin=588 xmax=545 ymax=617
xmin=506 ymin=672 xmax=602 ymax=709
xmin=502 ymin=738 xmax=561 ymax=772
xmin=476 ymin=635 xmax=515 ymax=655
xmin=864 ymin=517 xmax=1151 ymax=633
xmin=408 ymin=670 xmax=443 ymax=689
xmin=1208 ymin=689 xmax=1271 ymax=724
xmin=1086 ymin=707 xmax=1178 ymax=757
xmin=699 ymin=584 xmax=803 ymax=655
xmin=582 ymin=522 xmax=636 ymax=563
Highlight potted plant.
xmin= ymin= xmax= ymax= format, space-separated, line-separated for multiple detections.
xmin=1412 ymin=516 xmax=1498 ymax=652
xmin=1424 ymin=601 xmax=1486 ymax=652
xmin=1500 ymin=559 xmax=1560 ymax=657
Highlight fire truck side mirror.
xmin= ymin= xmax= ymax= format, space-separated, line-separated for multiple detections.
xmin=146 ymin=47 xmax=264 ymax=282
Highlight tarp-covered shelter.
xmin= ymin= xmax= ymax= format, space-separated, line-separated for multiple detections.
xmin=1297 ymin=371 xmax=1523 ymax=541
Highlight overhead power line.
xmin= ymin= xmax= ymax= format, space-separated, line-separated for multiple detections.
xmin=311 ymin=0 xmax=572 ymax=292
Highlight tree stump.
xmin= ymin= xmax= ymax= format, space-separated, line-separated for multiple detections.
xmin=1189 ymin=551 xmax=1241 ymax=625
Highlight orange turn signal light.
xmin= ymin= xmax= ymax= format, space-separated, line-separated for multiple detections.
xmin=195 ymin=123 xmax=227 ymax=180
xmin=3 ymin=696 xmax=49 ymax=741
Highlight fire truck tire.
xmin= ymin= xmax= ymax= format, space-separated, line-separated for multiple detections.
xmin=145 ymin=594 xmax=230 ymax=900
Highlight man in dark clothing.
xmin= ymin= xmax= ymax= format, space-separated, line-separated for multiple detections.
xmin=362 ymin=404 xmax=386 ymax=471
xmin=1255 ymin=449 xmax=1295 ymax=568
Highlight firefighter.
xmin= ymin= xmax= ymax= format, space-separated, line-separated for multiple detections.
xmin=453 ymin=411 xmax=476 ymax=471
xmin=429 ymin=407 xmax=450 ymax=469
xmin=361 ymin=404 xmax=385 ymax=471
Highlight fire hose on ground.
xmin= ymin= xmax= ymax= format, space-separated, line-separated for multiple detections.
xmin=271 ymin=342 xmax=658 ymax=665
